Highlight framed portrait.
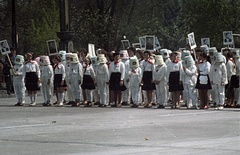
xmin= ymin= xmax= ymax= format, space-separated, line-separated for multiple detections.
xmin=88 ymin=43 xmax=96 ymax=57
xmin=132 ymin=43 xmax=141 ymax=49
xmin=139 ymin=36 xmax=146 ymax=50
xmin=47 ymin=40 xmax=58 ymax=56
xmin=0 ymin=40 xmax=11 ymax=55
xmin=121 ymin=40 xmax=130 ymax=50
xmin=223 ymin=31 xmax=234 ymax=45
xmin=68 ymin=41 xmax=74 ymax=53
xmin=201 ymin=38 xmax=210 ymax=47
xmin=188 ymin=32 xmax=197 ymax=49
xmin=145 ymin=35 xmax=155 ymax=50
xmin=233 ymin=34 xmax=240 ymax=48
xmin=154 ymin=37 xmax=161 ymax=50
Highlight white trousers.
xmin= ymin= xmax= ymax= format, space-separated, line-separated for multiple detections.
xmin=13 ymin=83 xmax=25 ymax=102
xmin=41 ymin=76 xmax=52 ymax=103
xmin=97 ymin=75 xmax=108 ymax=105
xmin=183 ymin=84 xmax=197 ymax=106
xmin=70 ymin=75 xmax=81 ymax=100
xmin=213 ymin=84 xmax=225 ymax=106
xmin=155 ymin=83 xmax=167 ymax=105
xmin=122 ymin=78 xmax=130 ymax=103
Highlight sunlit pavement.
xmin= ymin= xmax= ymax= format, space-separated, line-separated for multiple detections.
xmin=0 ymin=96 xmax=239 ymax=155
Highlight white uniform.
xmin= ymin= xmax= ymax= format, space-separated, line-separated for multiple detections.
xmin=122 ymin=59 xmax=130 ymax=104
xmin=182 ymin=65 xmax=198 ymax=107
xmin=69 ymin=63 xmax=83 ymax=100
xmin=128 ymin=67 xmax=142 ymax=105
xmin=210 ymin=62 xmax=228 ymax=106
xmin=65 ymin=62 xmax=74 ymax=102
xmin=153 ymin=64 xmax=167 ymax=106
xmin=40 ymin=65 xmax=53 ymax=104
xmin=13 ymin=64 xmax=25 ymax=103
xmin=96 ymin=63 xmax=109 ymax=105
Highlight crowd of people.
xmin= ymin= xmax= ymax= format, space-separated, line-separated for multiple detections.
xmin=1 ymin=45 xmax=240 ymax=110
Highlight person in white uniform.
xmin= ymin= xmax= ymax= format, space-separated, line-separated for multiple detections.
xmin=65 ymin=53 xmax=74 ymax=105
xmin=128 ymin=56 xmax=142 ymax=108
xmin=209 ymin=53 xmax=228 ymax=110
xmin=12 ymin=55 xmax=25 ymax=106
xmin=182 ymin=55 xmax=198 ymax=109
xmin=96 ymin=54 xmax=109 ymax=107
xmin=153 ymin=55 xmax=167 ymax=108
xmin=69 ymin=53 xmax=83 ymax=107
xmin=59 ymin=50 xmax=67 ymax=103
xmin=39 ymin=56 xmax=53 ymax=106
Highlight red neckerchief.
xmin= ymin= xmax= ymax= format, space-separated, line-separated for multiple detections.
xmin=230 ymin=58 xmax=235 ymax=63
xmin=172 ymin=60 xmax=179 ymax=63
xmin=147 ymin=58 xmax=153 ymax=64
xmin=114 ymin=59 xmax=120 ymax=65
xmin=53 ymin=63 xmax=60 ymax=71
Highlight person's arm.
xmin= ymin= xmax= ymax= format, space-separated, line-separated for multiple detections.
xmin=221 ymin=64 xmax=228 ymax=85
xmin=120 ymin=62 xmax=125 ymax=81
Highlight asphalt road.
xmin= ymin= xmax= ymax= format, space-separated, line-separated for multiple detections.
xmin=0 ymin=96 xmax=239 ymax=155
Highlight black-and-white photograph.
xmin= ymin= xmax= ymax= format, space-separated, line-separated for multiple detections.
xmin=68 ymin=41 xmax=74 ymax=53
xmin=132 ymin=43 xmax=141 ymax=49
xmin=233 ymin=34 xmax=240 ymax=48
xmin=201 ymin=38 xmax=210 ymax=47
xmin=121 ymin=40 xmax=130 ymax=49
xmin=223 ymin=31 xmax=234 ymax=45
xmin=47 ymin=40 xmax=58 ymax=55
xmin=188 ymin=32 xmax=197 ymax=49
xmin=145 ymin=35 xmax=155 ymax=50
xmin=0 ymin=40 xmax=11 ymax=55
xmin=154 ymin=37 xmax=161 ymax=50
xmin=139 ymin=36 xmax=146 ymax=50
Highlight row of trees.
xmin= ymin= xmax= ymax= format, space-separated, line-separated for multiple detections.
xmin=0 ymin=0 xmax=240 ymax=56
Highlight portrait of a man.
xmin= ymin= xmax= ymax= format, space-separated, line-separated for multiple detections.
xmin=223 ymin=31 xmax=234 ymax=45
xmin=201 ymin=38 xmax=210 ymax=47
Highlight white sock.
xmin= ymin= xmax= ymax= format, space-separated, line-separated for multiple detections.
xmin=33 ymin=94 xmax=37 ymax=102
xmin=29 ymin=95 xmax=33 ymax=103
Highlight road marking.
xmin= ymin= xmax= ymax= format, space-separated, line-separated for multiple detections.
xmin=0 ymin=124 xmax=49 ymax=130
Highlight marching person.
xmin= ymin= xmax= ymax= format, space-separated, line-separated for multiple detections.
xmin=23 ymin=53 xmax=40 ymax=106
xmin=65 ymin=53 xmax=75 ymax=105
xmin=69 ymin=53 xmax=83 ymax=107
xmin=59 ymin=50 xmax=67 ymax=103
xmin=210 ymin=53 xmax=228 ymax=110
xmin=39 ymin=55 xmax=53 ymax=106
xmin=195 ymin=52 xmax=212 ymax=109
xmin=12 ymin=55 xmax=25 ymax=106
xmin=141 ymin=51 xmax=155 ymax=108
xmin=81 ymin=57 xmax=96 ymax=107
xmin=52 ymin=54 xmax=66 ymax=107
xmin=96 ymin=54 xmax=109 ymax=107
xmin=167 ymin=52 xmax=184 ymax=108
xmin=128 ymin=56 xmax=142 ymax=108
xmin=153 ymin=55 xmax=167 ymax=108
xmin=182 ymin=56 xmax=198 ymax=109
xmin=108 ymin=51 xmax=126 ymax=107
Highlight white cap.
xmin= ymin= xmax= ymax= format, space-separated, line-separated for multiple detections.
xmin=160 ymin=49 xmax=169 ymax=58
xmin=129 ymin=56 xmax=139 ymax=68
xmin=40 ymin=56 xmax=50 ymax=66
xmin=200 ymin=45 xmax=209 ymax=54
xmin=59 ymin=50 xmax=66 ymax=61
xmin=70 ymin=53 xmax=79 ymax=63
xmin=214 ymin=53 xmax=224 ymax=63
xmin=14 ymin=55 xmax=24 ymax=65
xmin=120 ymin=50 xmax=129 ymax=59
xmin=209 ymin=47 xmax=218 ymax=57
xmin=66 ymin=53 xmax=72 ymax=63
xmin=181 ymin=50 xmax=191 ymax=60
xmin=98 ymin=54 xmax=107 ymax=64
xmin=155 ymin=55 xmax=165 ymax=66
xmin=183 ymin=56 xmax=195 ymax=67
xmin=231 ymin=48 xmax=240 ymax=59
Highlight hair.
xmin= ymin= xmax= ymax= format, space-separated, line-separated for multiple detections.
xmin=144 ymin=50 xmax=151 ymax=56
xmin=128 ymin=47 xmax=136 ymax=54
xmin=200 ymin=52 xmax=208 ymax=59
xmin=53 ymin=54 xmax=61 ymax=62
xmin=226 ymin=52 xmax=233 ymax=59
xmin=113 ymin=50 xmax=120 ymax=58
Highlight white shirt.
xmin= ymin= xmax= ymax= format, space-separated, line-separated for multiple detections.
xmin=69 ymin=63 xmax=83 ymax=81
xmin=23 ymin=60 xmax=40 ymax=78
xmin=182 ymin=65 xmax=197 ymax=86
xmin=167 ymin=61 xmax=183 ymax=81
xmin=40 ymin=65 xmax=53 ymax=79
xmin=96 ymin=63 xmax=109 ymax=83
xmin=153 ymin=64 xmax=167 ymax=84
xmin=54 ymin=63 xmax=65 ymax=80
xmin=210 ymin=62 xmax=228 ymax=85
xmin=13 ymin=64 xmax=24 ymax=83
xmin=226 ymin=59 xmax=236 ymax=81
xmin=109 ymin=61 xmax=125 ymax=80
xmin=83 ymin=65 xmax=95 ymax=78
xmin=141 ymin=59 xmax=155 ymax=72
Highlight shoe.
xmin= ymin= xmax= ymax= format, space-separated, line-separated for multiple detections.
xmin=215 ymin=106 xmax=224 ymax=110
xmin=15 ymin=102 xmax=23 ymax=106
xmin=157 ymin=105 xmax=165 ymax=109
xmin=131 ymin=104 xmax=139 ymax=108
xmin=200 ymin=105 xmax=209 ymax=109
xmin=117 ymin=104 xmax=122 ymax=108
xmin=94 ymin=102 xmax=100 ymax=105
xmin=29 ymin=102 xmax=36 ymax=106
xmin=144 ymin=104 xmax=152 ymax=108
xmin=111 ymin=104 xmax=117 ymax=107
xmin=58 ymin=102 xmax=63 ymax=107
xmin=234 ymin=104 xmax=240 ymax=108
xmin=121 ymin=102 xmax=128 ymax=106
xmin=53 ymin=101 xmax=58 ymax=105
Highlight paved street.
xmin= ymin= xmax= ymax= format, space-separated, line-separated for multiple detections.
xmin=0 ymin=96 xmax=239 ymax=155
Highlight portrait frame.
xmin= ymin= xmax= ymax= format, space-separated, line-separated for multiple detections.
xmin=132 ymin=43 xmax=141 ymax=49
xmin=188 ymin=32 xmax=197 ymax=49
xmin=154 ymin=37 xmax=161 ymax=50
xmin=139 ymin=36 xmax=146 ymax=50
xmin=47 ymin=40 xmax=58 ymax=56
xmin=121 ymin=40 xmax=131 ymax=50
xmin=233 ymin=34 xmax=240 ymax=48
xmin=0 ymin=40 xmax=11 ymax=55
xmin=145 ymin=35 xmax=155 ymax=50
xmin=201 ymin=38 xmax=210 ymax=47
xmin=88 ymin=43 xmax=96 ymax=57
xmin=68 ymin=41 xmax=74 ymax=53
xmin=223 ymin=31 xmax=234 ymax=45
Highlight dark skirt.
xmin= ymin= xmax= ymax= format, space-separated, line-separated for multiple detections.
xmin=142 ymin=71 xmax=156 ymax=90
xmin=25 ymin=72 xmax=39 ymax=91
xmin=195 ymin=74 xmax=212 ymax=90
xmin=109 ymin=72 xmax=126 ymax=91
xmin=54 ymin=74 xmax=67 ymax=89
xmin=230 ymin=75 xmax=239 ymax=88
xmin=226 ymin=75 xmax=239 ymax=98
xmin=169 ymin=71 xmax=183 ymax=92
xmin=81 ymin=75 xmax=95 ymax=90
